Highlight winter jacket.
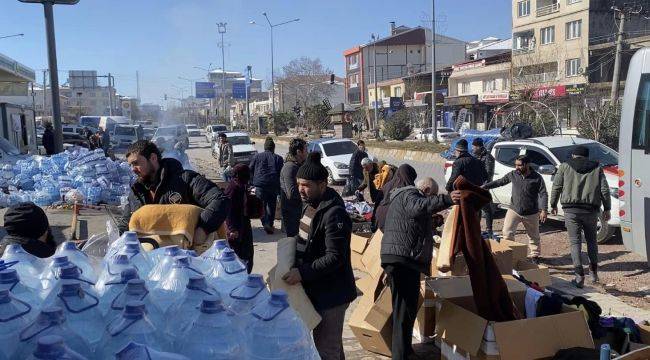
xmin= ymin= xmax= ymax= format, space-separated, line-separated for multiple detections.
xmin=280 ymin=155 xmax=302 ymax=237
xmin=550 ymin=157 xmax=611 ymax=213
xmin=224 ymin=178 xmax=253 ymax=270
xmin=101 ymin=131 xmax=110 ymax=151
xmin=117 ymin=158 xmax=230 ymax=234
xmin=374 ymin=163 xmax=396 ymax=190
xmin=474 ymin=147 xmax=495 ymax=182
xmin=381 ymin=186 xmax=453 ymax=274
xmin=446 ymin=152 xmax=489 ymax=192
xmin=249 ymin=150 xmax=284 ymax=190
xmin=295 ymin=187 xmax=357 ymax=311
xmin=218 ymin=142 xmax=234 ymax=168
xmin=349 ymin=149 xmax=368 ymax=181
xmin=0 ymin=234 xmax=57 ymax=258
xmin=484 ymin=170 xmax=548 ymax=216
xmin=358 ymin=163 xmax=380 ymax=203
xmin=42 ymin=128 xmax=55 ymax=155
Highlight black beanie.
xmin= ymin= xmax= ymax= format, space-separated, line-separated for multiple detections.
xmin=264 ymin=137 xmax=275 ymax=152
xmin=572 ymin=145 xmax=589 ymax=157
xmin=297 ymin=152 xmax=329 ymax=182
xmin=4 ymin=202 xmax=50 ymax=239
xmin=472 ymin=138 xmax=484 ymax=147
xmin=455 ymin=139 xmax=468 ymax=152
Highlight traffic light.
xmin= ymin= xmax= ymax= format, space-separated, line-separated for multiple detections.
xmin=330 ymin=74 xmax=335 ymax=85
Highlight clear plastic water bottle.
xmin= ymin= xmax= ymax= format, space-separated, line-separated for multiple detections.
xmin=40 ymin=255 xmax=72 ymax=291
xmin=100 ymin=301 xmax=168 ymax=358
xmin=174 ymin=296 xmax=243 ymax=359
xmin=245 ymin=290 xmax=319 ymax=360
xmin=114 ymin=342 xmax=189 ymax=360
xmin=164 ymin=275 xmax=219 ymax=336
xmin=0 ymin=269 xmax=41 ymax=309
xmin=152 ymin=256 xmax=204 ymax=312
xmin=200 ymin=239 xmax=230 ymax=261
xmin=116 ymin=243 xmax=152 ymax=276
xmin=228 ymin=274 xmax=271 ymax=329
xmin=105 ymin=232 xmax=141 ymax=262
xmin=26 ymin=335 xmax=88 ymax=360
xmin=45 ymin=281 xmax=104 ymax=348
xmin=95 ymin=255 xmax=136 ymax=296
xmin=0 ymin=289 xmax=35 ymax=359
xmin=1 ymin=244 xmax=44 ymax=287
xmin=207 ymin=249 xmax=247 ymax=299
xmin=148 ymin=246 xmax=183 ymax=283
xmin=54 ymin=242 xmax=98 ymax=283
xmin=106 ymin=279 xmax=163 ymax=327
xmin=41 ymin=264 xmax=97 ymax=305
xmin=16 ymin=306 xmax=92 ymax=359
xmin=99 ymin=268 xmax=140 ymax=316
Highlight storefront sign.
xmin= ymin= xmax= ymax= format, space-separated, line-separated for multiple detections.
xmin=480 ymin=92 xmax=509 ymax=104
xmin=533 ymin=85 xmax=566 ymax=99
xmin=566 ymin=84 xmax=586 ymax=96
xmin=444 ymin=95 xmax=478 ymax=107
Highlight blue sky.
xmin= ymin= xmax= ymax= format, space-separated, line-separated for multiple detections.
xmin=1 ymin=0 xmax=512 ymax=105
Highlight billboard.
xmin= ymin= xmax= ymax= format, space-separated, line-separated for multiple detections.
xmin=232 ymin=81 xmax=248 ymax=99
xmin=195 ymin=82 xmax=216 ymax=99
xmin=69 ymin=70 xmax=98 ymax=88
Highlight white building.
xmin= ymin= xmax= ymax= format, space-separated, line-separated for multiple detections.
xmin=466 ymin=37 xmax=512 ymax=60
xmin=0 ymin=52 xmax=37 ymax=153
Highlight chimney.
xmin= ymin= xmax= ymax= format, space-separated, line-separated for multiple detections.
xmin=390 ymin=21 xmax=396 ymax=35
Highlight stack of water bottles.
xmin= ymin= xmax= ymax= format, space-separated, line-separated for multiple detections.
xmin=0 ymin=232 xmax=320 ymax=359
xmin=0 ymin=146 xmax=134 ymax=209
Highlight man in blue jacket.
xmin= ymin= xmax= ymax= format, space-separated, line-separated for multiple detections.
xmin=250 ymin=137 xmax=284 ymax=234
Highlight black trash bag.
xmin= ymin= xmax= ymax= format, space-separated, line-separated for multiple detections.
xmin=501 ymin=123 xmax=533 ymax=140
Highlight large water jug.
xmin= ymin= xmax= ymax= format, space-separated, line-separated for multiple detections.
xmin=148 ymin=246 xmax=183 ymax=283
xmin=200 ymin=239 xmax=230 ymax=261
xmin=53 ymin=242 xmax=98 ymax=282
xmin=100 ymin=301 xmax=168 ymax=358
xmin=208 ymin=249 xmax=247 ymax=299
xmin=117 ymin=242 xmax=152 ymax=276
xmin=245 ymin=290 xmax=319 ymax=360
xmin=15 ymin=306 xmax=92 ymax=359
xmin=98 ymin=268 xmax=140 ymax=314
xmin=0 ymin=269 xmax=41 ymax=308
xmin=0 ymin=244 xmax=43 ymax=287
xmin=95 ymin=255 xmax=135 ymax=296
xmin=147 ymin=245 xmax=180 ymax=264
xmin=228 ymin=274 xmax=271 ymax=329
xmin=115 ymin=342 xmax=189 ymax=360
xmin=40 ymin=255 xmax=72 ymax=290
xmin=45 ymin=281 xmax=104 ymax=347
xmin=106 ymin=279 xmax=163 ymax=327
xmin=26 ymin=335 xmax=88 ymax=360
xmin=105 ymin=231 xmax=141 ymax=260
xmin=0 ymin=289 xmax=34 ymax=359
xmin=174 ymin=296 xmax=243 ymax=359
xmin=42 ymin=264 xmax=96 ymax=305
xmin=152 ymin=256 xmax=203 ymax=312
xmin=164 ymin=275 xmax=219 ymax=336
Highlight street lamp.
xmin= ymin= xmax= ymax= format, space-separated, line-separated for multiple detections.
xmin=18 ymin=0 xmax=80 ymax=154
xmin=0 ymin=33 xmax=24 ymax=40
xmin=251 ymin=13 xmax=300 ymax=115
xmin=217 ymin=22 xmax=227 ymax=121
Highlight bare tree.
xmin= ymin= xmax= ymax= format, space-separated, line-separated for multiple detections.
xmin=277 ymin=57 xmax=335 ymax=113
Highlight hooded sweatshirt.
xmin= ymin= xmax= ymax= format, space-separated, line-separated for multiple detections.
xmin=550 ymin=157 xmax=611 ymax=213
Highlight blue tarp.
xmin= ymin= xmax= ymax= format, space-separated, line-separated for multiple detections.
xmin=440 ymin=128 xmax=503 ymax=159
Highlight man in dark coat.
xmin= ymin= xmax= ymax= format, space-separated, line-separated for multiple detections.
xmin=381 ymin=178 xmax=460 ymax=360
xmin=346 ymin=140 xmax=368 ymax=195
xmin=117 ymin=140 xmax=230 ymax=245
xmin=224 ymin=164 xmax=254 ymax=273
xmin=472 ymin=138 xmax=496 ymax=237
xmin=250 ymin=137 xmax=284 ymax=234
xmin=100 ymin=128 xmax=111 ymax=157
xmin=282 ymin=151 xmax=357 ymax=360
xmin=42 ymin=122 xmax=55 ymax=155
xmin=445 ymin=138 xmax=488 ymax=192
xmin=0 ymin=202 xmax=57 ymax=258
xmin=280 ymin=138 xmax=307 ymax=237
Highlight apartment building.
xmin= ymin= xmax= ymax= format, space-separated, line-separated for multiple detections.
xmin=0 ymin=51 xmax=37 ymax=153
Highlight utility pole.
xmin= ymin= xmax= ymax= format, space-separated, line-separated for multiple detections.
xmin=431 ymin=0 xmax=438 ymax=143
xmin=108 ymin=73 xmax=114 ymax=115
xmin=217 ymin=22 xmax=227 ymax=121
xmin=610 ymin=7 xmax=626 ymax=104
xmin=42 ymin=69 xmax=48 ymax=118
xmin=372 ymin=34 xmax=379 ymax=135
xmin=246 ymin=65 xmax=252 ymax=132
xmin=136 ymin=70 xmax=140 ymax=101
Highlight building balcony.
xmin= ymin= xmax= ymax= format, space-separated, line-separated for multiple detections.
xmin=536 ymin=2 xmax=560 ymax=17
xmin=513 ymin=71 xmax=558 ymax=85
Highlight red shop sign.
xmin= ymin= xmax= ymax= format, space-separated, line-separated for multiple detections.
xmin=533 ymin=85 xmax=566 ymax=99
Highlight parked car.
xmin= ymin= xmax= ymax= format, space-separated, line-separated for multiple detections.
xmin=205 ymin=124 xmax=229 ymax=143
xmin=444 ymin=136 xmax=621 ymax=243
xmin=153 ymin=125 xmax=189 ymax=151
xmin=211 ymin=131 xmax=257 ymax=165
xmin=417 ymin=127 xmax=459 ymax=142
xmin=307 ymin=138 xmax=366 ymax=185
xmin=185 ymin=124 xmax=202 ymax=137
xmin=111 ymin=125 xmax=144 ymax=148
xmin=143 ymin=127 xmax=156 ymax=140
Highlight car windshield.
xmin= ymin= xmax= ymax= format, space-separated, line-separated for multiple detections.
xmin=212 ymin=125 xmax=227 ymax=131
xmin=321 ymin=141 xmax=357 ymax=156
xmin=438 ymin=128 xmax=453 ymax=133
xmin=0 ymin=137 xmax=20 ymax=156
xmin=155 ymin=127 xmax=177 ymax=137
xmin=229 ymin=136 xmax=251 ymax=145
xmin=114 ymin=127 xmax=135 ymax=136
xmin=550 ymin=143 xmax=619 ymax=166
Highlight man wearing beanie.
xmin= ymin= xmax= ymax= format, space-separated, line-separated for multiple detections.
xmin=551 ymin=145 xmax=611 ymax=288
xmin=249 ymin=136 xmax=284 ymax=234
xmin=282 ymin=152 xmax=356 ymax=360
xmin=472 ymin=137 xmax=496 ymax=237
xmin=445 ymin=138 xmax=488 ymax=192
xmin=1 ymin=202 xmax=57 ymax=258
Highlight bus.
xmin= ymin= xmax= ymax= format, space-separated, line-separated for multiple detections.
xmin=618 ymin=47 xmax=650 ymax=263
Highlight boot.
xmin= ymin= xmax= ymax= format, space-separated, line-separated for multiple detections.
xmin=589 ymin=264 xmax=599 ymax=284
xmin=572 ymin=267 xmax=585 ymax=289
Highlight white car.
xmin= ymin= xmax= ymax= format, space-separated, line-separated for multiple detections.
xmin=111 ymin=125 xmax=144 ymax=148
xmin=153 ymin=125 xmax=189 ymax=151
xmin=307 ymin=138 xmax=364 ymax=185
xmin=444 ymin=136 xmax=621 ymax=243
xmin=185 ymin=124 xmax=202 ymax=137
xmin=205 ymin=124 xmax=229 ymax=143
xmin=211 ymin=132 xmax=257 ymax=165
xmin=417 ymin=127 xmax=459 ymax=142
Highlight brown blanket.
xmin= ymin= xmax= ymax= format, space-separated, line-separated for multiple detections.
xmin=448 ymin=176 xmax=518 ymax=321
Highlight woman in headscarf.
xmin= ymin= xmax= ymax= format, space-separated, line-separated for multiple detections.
xmin=374 ymin=164 xmax=418 ymax=231
xmin=224 ymin=163 xmax=254 ymax=273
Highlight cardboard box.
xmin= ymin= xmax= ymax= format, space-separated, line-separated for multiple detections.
xmin=639 ymin=321 xmax=650 ymax=345
xmin=616 ymin=347 xmax=650 ymax=360
xmin=434 ymin=240 xmax=513 ymax=277
xmin=428 ymin=276 xmax=594 ymax=360
xmin=351 ymin=233 xmax=371 ymax=272
xmin=361 ymin=230 xmax=384 ymax=280
xmin=348 ymin=296 xmax=392 ymax=357
xmin=513 ymin=259 xmax=552 ymax=288
xmin=499 ymin=239 xmax=528 ymax=263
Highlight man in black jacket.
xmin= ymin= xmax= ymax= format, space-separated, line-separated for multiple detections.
xmin=0 ymin=202 xmax=57 ymax=258
xmin=42 ymin=122 xmax=55 ymax=155
xmin=280 ymin=138 xmax=307 ymax=237
xmin=346 ymin=140 xmax=368 ymax=196
xmin=250 ymin=137 xmax=284 ymax=234
xmin=445 ymin=139 xmax=488 ymax=192
xmin=381 ymin=178 xmax=459 ymax=360
xmin=117 ymin=140 xmax=230 ymax=244
xmin=472 ymin=138 xmax=496 ymax=237
xmin=283 ymin=152 xmax=356 ymax=360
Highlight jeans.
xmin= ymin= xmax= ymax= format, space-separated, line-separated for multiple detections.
xmin=313 ymin=303 xmax=349 ymax=360
xmin=564 ymin=211 xmax=599 ymax=274
xmin=255 ymin=186 xmax=278 ymax=228
xmin=502 ymin=209 xmax=541 ymax=257
xmin=385 ymin=264 xmax=420 ymax=360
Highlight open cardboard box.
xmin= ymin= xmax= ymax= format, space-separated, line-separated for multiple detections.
xmin=428 ymin=276 xmax=594 ymax=360
xmin=351 ymin=233 xmax=371 ymax=272
xmin=433 ymin=240 xmax=513 ymax=277
xmin=638 ymin=321 xmax=650 ymax=345
xmin=498 ymin=239 xmax=529 ymax=264
xmin=513 ymin=259 xmax=552 ymax=288
xmin=348 ymin=294 xmax=393 ymax=357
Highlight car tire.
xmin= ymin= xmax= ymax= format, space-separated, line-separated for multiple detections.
xmin=327 ymin=168 xmax=336 ymax=185
xmin=596 ymin=213 xmax=616 ymax=244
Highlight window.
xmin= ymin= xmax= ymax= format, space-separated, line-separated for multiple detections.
xmin=502 ymin=77 xmax=510 ymax=90
xmin=517 ymin=0 xmax=530 ymax=17
xmin=496 ymin=146 xmax=521 ymax=167
xmin=566 ymin=20 xmax=582 ymax=40
xmin=483 ymin=79 xmax=497 ymax=92
xmin=394 ymin=87 xmax=402 ymax=97
xmin=347 ymin=54 xmax=358 ymax=69
xmin=566 ymin=58 xmax=581 ymax=77
xmin=632 ymin=74 xmax=650 ymax=150
xmin=348 ymin=74 xmax=359 ymax=88
xmin=550 ymin=144 xmax=618 ymax=165
xmin=321 ymin=141 xmax=358 ymax=156
xmin=567 ymin=0 xmax=581 ymax=4
xmin=525 ymin=148 xmax=553 ymax=169
xmin=513 ymin=33 xmax=534 ymax=51
xmin=540 ymin=26 xmax=555 ymax=45
xmin=461 ymin=82 xmax=471 ymax=94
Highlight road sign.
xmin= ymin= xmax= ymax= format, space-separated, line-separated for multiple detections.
xmin=232 ymin=81 xmax=248 ymax=100
xmin=19 ymin=0 xmax=80 ymax=3
xmin=195 ymin=82 xmax=216 ymax=99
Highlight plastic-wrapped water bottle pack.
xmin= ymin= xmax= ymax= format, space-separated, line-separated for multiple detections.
xmin=0 ymin=234 xmax=320 ymax=359
xmin=0 ymin=147 xmax=135 ymax=208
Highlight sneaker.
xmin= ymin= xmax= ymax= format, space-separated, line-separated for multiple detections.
xmin=571 ymin=275 xmax=584 ymax=289
xmin=589 ymin=265 xmax=599 ymax=284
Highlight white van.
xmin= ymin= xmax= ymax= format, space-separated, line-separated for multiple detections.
xmin=618 ymin=47 xmax=650 ymax=262
xmin=98 ymin=116 xmax=130 ymax=133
